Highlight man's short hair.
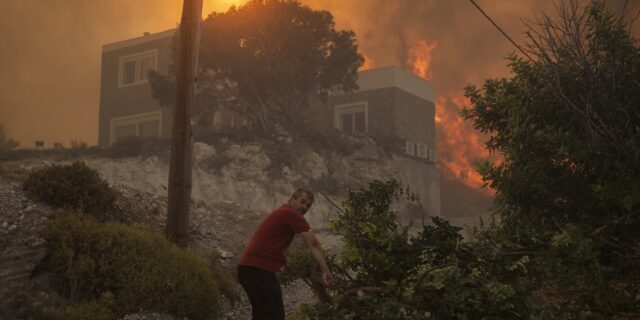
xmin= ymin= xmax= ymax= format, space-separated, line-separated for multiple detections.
xmin=291 ymin=188 xmax=314 ymax=204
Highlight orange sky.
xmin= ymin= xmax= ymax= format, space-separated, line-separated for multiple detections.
xmin=0 ymin=0 xmax=637 ymax=190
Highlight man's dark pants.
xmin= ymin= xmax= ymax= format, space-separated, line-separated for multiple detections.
xmin=237 ymin=265 xmax=285 ymax=320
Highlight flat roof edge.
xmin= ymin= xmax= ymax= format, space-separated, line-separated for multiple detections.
xmin=356 ymin=66 xmax=436 ymax=102
xmin=103 ymin=28 xmax=176 ymax=52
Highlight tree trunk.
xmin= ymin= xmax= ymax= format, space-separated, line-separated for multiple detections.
xmin=166 ymin=0 xmax=202 ymax=248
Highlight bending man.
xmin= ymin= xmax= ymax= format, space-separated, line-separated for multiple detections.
xmin=237 ymin=188 xmax=332 ymax=320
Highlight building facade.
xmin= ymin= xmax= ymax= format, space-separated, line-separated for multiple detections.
xmin=98 ymin=29 xmax=440 ymax=217
xmin=304 ymin=66 xmax=440 ymax=217
xmin=98 ymin=29 xmax=175 ymax=146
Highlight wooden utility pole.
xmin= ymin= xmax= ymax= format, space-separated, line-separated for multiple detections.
xmin=166 ymin=0 xmax=203 ymax=247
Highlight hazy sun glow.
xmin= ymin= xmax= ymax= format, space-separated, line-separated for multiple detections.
xmin=203 ymin=0 xmax=248 ymax=15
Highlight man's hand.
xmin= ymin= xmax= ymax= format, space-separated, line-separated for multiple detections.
xmin=301 ymin=231 xmax=333 ymax=287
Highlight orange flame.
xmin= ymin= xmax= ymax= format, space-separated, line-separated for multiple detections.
xmin=408 ymin=40 xmax=438 ymax=79
xmin=435 ymin=94 xmax=497 ymax=194
xmin=404 ymin=38 xmax=495 ymax=194
xmin=360 ymin=53 xmax=375 ymax=71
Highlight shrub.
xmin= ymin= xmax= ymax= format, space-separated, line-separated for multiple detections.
xmin=209 ymin=249 xmax=241 ymax=304
xmin=29 ymin=292 xmax=114 ymax=320
xmin=42 ymin=214 xmax=220 ymax=320
xmin=69 ymin=140 xmax=88 ymax=150
xmin=282 ymin=180 xmax=537 ymax=319
xmin=23 ymin=162 xmax=115 ymax=215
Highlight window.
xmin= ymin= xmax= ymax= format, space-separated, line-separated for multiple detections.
xmin=335 ymin=102 xmax=368 ymax=133
xmin=115 ymin=124 xmax=137 ymax=140
xmin=118 ymin=50 xmax=157 ymax=87
xmin=110 ymin=111 xmax=162 ymax=144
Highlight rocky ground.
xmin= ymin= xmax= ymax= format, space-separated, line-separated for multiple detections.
xmin=0 ymin=134 xmax=457 ymax=319
xmin=0 ymin=159 xmax=321 ymax=319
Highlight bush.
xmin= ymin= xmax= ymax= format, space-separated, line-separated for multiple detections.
xmin=209 ymin=249 xmax=241 ymax=304
xmin=42 ymin=214 xmax=220 ymax=320
xmin=29 ymin=292 xmax=114 ymax=320
xmin=23 ymin=162 xmax=115 ymax=215
xmin=282 ymin=180 xmax=537 ymax=319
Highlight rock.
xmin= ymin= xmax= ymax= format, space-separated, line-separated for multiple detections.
xmin=193 ymin=142 xmax=217 ymax=163
xmin=219 ymin=250 xmax=234 ymax=259
xmin=299 ymin=152 xmax=328 ymax=180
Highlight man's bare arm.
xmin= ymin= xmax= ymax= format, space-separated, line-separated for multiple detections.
xmin=300 ymin=231 xmax=333 ymax=286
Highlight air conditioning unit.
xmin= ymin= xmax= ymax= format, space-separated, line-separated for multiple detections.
xmin=417 ymin=143 xmax=428 ymax=158
xmin=405 ymin=141 xmax=416 ymax=155
xmin=428 ymin=149 xmax=437 ymax=162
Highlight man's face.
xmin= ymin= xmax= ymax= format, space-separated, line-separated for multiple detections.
xmin=290 ymin=193 xmax=312 ymax=215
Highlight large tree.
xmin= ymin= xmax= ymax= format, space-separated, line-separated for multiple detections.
xmin=150 ymin=0 xmax=363 ymax=132
xmin=464 ymin=0 xmax=640 ymax=316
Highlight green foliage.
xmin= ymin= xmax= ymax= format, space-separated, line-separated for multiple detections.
xmin=284 ymin=2 xmax=640 ymax=318
xmin=42 ymin=214 xmax=220 ymax=320
xmin=23 ymin=162 xmax=116 ymax=216
xmin=209 ymin=249 xmax=241 ymax=304
xmin=150 ymin=0 xmax=363 ymax=131
xmin=462 ymin=0 xmax=640 ymax=317
xmin=279 ymin=246 xmax=319 ymax=288
xmin=283 ymin=180 xmax=536 ymax=319
xmin=28 ymin=292 xmax=114 ymax=320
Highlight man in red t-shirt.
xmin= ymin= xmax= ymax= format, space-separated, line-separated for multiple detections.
xmin=237 ymin=188 xmax=332 ymax=319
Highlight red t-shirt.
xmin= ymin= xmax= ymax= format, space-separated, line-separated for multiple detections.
xmin=239 ymin=205 xmax=311 ymax=272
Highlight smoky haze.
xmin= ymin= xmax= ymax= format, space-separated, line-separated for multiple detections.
xmin=0 ymin=0 xmax=229 ymax=148
xmin=305 ymin=0 xmax=638 ymax=189
xmin=0 ymin=0 xmax=637 ymax=191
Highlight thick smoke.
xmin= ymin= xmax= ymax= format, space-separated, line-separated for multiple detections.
xmin=0 ymin=0 xmax=637 ymax=191
xmin=305 ymin=0 xmax=639 ymax=190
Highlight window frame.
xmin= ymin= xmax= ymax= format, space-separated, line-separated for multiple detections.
xmin=118 ymin=50 xmax=158 ymax=88
xmin=334 ymin=101 xmax=369 ymax=133
xmin=109 ymin=111 xmax=162 ymax=145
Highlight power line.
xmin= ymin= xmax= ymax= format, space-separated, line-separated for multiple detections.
xmin=468 ymin=0 xmax=533 ymax=61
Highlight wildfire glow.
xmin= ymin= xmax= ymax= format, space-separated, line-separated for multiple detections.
xmin=408 ymin=40 xmax=438 ymax=79
xmin=404 ymin=38 xmax=495 ymax=193
xmin=360 ymin=53 xmax=375 ymax=71
xmin=204 ymin=0 xmax=248 ymax=14
xmin=435 ymin=94 xmax=496 ymax=194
